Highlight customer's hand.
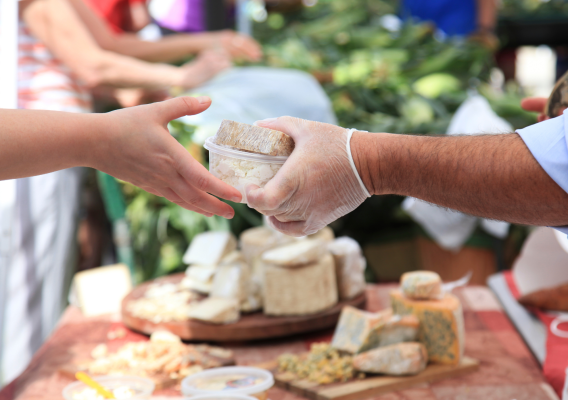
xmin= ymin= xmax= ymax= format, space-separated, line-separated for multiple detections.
xmin=245 ymin=117 xmax=370 ymax=236
xmin=521 ymin=97 xmax=549 ymax=122
xmin=206 ymin=30 xmax=263 ymax=62
xmin=178 ymin=50 xmax=232 ymax=89
xmin=93 ymin=96 xmax=242 ymax=218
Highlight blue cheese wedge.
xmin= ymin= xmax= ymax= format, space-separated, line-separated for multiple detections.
xmin=401 ymin=271 xmax=442 ymax=300
xmin=353 ymin=342 xmax=428 ymax=376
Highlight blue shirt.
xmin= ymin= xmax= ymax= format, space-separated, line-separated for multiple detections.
xmin=517 ymin=111 xmax=568 ymax=234
xmin=401 ymin=0 xmax=477 ymax=36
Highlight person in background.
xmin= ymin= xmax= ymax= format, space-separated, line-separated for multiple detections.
xmin=401 ymin=0 xmax=497 ymax=47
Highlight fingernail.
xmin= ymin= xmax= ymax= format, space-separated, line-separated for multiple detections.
xmin=224 ymin=212 xmax=234 ymax=219
xmin=232 ymin=195 xmax=242 ymax=202
xmin=254 ymin=117 xmax=277 ymax=126
xmin=196 ymin=96 xmax=210 ymax=104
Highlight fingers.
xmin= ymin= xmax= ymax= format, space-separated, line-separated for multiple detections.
xmin=521 ymin=97 xmax=547 ymax=113
xmin=267 ymin=216 xmax=317 ymax=237
xmin=175 ymin=151 xmax=242 ymax=204
xmin=152 ymin=96 xmax=212 ymax=124
xmin=159 ymin=187 xmax=213 ymax=217
xmin=255 ymin=116 xmax=307 ymax=142
xmin=245 ymin=183 xmax=288 ymax=214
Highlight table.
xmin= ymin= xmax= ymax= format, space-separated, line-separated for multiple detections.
xmin=0 ymin=285 xmax=559 ymax=400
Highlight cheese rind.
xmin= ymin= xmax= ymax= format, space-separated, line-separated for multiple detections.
xmin=353 ymin=342 xmax=428 ymax=376
xmin=331 ymin=306 xmax=419 ymax=354
xmin=261 ymin=239 xmax=326 ymax=268
xmin=390 ymin=290 xmax=464 ymax=365
xmin=263 ymin=253 xmax=338 ymax=316
xmin=182 ymin=231 xmax=237 ymax=266
xmin=188 ymin=297 xmax=240 ymax=324
xmin=214 ymin=120 xmax=295 ymax=156
xmin=328 ymin=237 xmax=366 ymax=300
xmin=401 ymin=271 xmax=442 ymax=300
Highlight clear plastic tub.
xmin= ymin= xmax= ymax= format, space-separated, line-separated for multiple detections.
xmin=204 ymin=137 xmax=288 ymax=204
xmin=181 ymin=366 xmax=274 ymax=400
xmin=62 ymin=376 xmax=155 ymax=400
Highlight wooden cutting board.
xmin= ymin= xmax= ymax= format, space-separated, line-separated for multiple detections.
xmin=122 ymin=273 xmax=367 ymax=342
xmin=271 ymin=357 xmax=479 ymax=400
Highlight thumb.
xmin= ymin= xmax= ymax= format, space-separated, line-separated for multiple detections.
xmin=254 ymin=116 xmax=306 ymax=142
xmin=152 ymin=96 xmax=212 ymax=124
xmin=245 ymin=183 xmax=285 ymax=214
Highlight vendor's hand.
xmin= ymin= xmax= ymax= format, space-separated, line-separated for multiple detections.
xmin=521 ymin=97 xmax=549 ymax=122
xmin=245 ymin=117 xmax=370 ymax=236
xmin=177 ymin=50 xmax=232 ymax=89
xmin=92 ymin=96 xmax=242 ymax=218
xmin=206 ymin=30 xmax=263 ymax=62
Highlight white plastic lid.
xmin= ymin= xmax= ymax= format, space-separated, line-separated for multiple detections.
xmin=181 ymin=366 xmax=274 ymax=396
xmin=204 ymin=137 xmax=288 ymax=165
xmin=189 ymin=395 xmax=258 ymax=400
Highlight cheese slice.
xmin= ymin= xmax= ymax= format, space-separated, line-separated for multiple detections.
xmin=180 ymin=264 xmax=217 ymax=294
xmin=401 ymin=271 xmax=442 ymax=300
xmin=263 ymin=253 xmax=337 ymax=316
xmin=188 ymin=297 xmax=240 ymax=324
xmin=308 ymin=226 xmax=335 ymax=242
xmin=240 ymin=226 xmax=295 ymax=267
xmin=261 ymin=239 xmax=327 ymax=268
xmin=182 ymin=231 xmax=237 ymax=266
xmin=353 ymin=342 xmax=428 ymax=376
xmin=390 ymin=290 xmax=464 ymax=365
xmin=214 ymin=119 xmax=295 ymax=156
xmin=328 ymin=237 xmax=367 ymax=300
xmin=331 ymin=306 xmax=419 ymax=354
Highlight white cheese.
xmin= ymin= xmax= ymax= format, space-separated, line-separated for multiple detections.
xmin=261 ymin=239 xmax=327 ymax=268
xmin=353 ymin=342 xmax=428 ymax=376
xmin=328 ymin=237 xmax=366 ymax=300
xmin=263 ymin=253 xmax=338 ymax=316
xmin=214 ymin=119 xmax=294 ymax=156
xmin=188 ymin=297 xmax=240 ymax=324
xmin=309 ymin=226 xmax=335 ymax=242
xmin=240 ymin=226 xmax=296 ymax=267
xmin=182 ymin=231 xmax=237 ymax=266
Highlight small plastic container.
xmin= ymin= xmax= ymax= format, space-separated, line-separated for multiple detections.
xmin=189 ymin=395 xmax=258 ymax=400
xmin=204 ymin=137 xmax=288 ymax=204
xmin=62 ymin=376 xmax=155 ymax=400
xmin=181 ymin=366 xmax=274 ymax=400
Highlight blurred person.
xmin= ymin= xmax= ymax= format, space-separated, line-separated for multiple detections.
xmin=0 ymin=0 xmax=234 ymax=386
xmin=243 ymin=98 xmax=568 ymax=238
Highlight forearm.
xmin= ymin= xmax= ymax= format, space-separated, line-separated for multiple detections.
xmin=352 ymin=132 xmax=568 ymax=226
xmin=111 ymin=33 xmax=212 ymax=63
xmin=0 ymin=110 xmax=102 ymax=179
xmin=477 ymin=0 xmax=497 ymax=30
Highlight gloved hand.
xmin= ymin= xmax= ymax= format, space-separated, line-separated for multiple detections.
xmin=245 ymin=117 xmax=370 ymax=236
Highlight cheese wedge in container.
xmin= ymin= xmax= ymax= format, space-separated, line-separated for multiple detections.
xmin=263 ymin=253 xmax=338 ymax=316
xmin=353 ymin=342 xmax=428 ymax=376
xmin=214 ymin=119 xmax=295 ymax=156
xmin=183 ymin=231 xmax=237 ymax=266
xmin=391 ymin=290 xmax=464 ymax=365
xmin=261 ymin=239 xmax=326 ymax=268
xmin=188 ymin=297 xmax=240 ymax=324
xmin=331 ymin=306 xmax=419 ymax=354
xmin=328 ymin=237 xmax=366 ymax=300
xmin=401 ymin=271 xmax=442 ymax=300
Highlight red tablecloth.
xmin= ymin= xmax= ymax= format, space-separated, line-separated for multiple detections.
xmin=0 ymin=285 xmax=558 ymax=400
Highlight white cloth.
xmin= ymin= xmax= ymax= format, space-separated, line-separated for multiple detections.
xmin=403 ymin=95 xmax=512 ymax=251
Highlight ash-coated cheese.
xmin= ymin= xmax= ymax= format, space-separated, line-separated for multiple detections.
xmin=182 ymin=231 xmax=237 ymax=266
xmin=353 ymin=342 xmax=428 ymax=376
xmin=401 ymin=271 xmax=442 ymax=300
xmin=331 ymin=306 xmax=419 ymax=354
xmin=214 ymin=120 xmax=295 ymax=156
xmin=328 ymin=237 xmax=367 ymax=300
xmin=390 ymin=290 xmax=464 ymax=365
xmin=261 ymin=239 xmax=327 ymax=268
xmin=188 ymin=297 xmax=240 ymax=324
xmin=263 ymin=253 xmax=338 ymax=316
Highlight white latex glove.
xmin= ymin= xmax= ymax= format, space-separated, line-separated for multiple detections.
xmin=246 ymin=117 xmax=370 ymax=236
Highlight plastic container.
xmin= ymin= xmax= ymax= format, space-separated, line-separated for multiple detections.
xmin=204 ymin=137 xmax=288 ymax=203
xmin=189 ymin=395 xmax=258 ymax=400
xmin=181 ymin=366 xmax=274 ymax=400
xmin=62 ymin=376 xmax=155 ymax=400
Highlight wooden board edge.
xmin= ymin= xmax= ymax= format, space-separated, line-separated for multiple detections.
xmin=275 ymin=357 xmax=479 ymax=400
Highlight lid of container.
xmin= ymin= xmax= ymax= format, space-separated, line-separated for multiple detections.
xmin=189 ymin=394 xmax=258 ymax=400
xmin=204 ymin=137 xmax=288 ymax=165
xmin=181 ymin=366 xmax=274 ymax=396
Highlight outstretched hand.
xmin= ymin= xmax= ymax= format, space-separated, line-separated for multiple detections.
xmin=93 ymin=96 xmax=242 ymax=218
xmin=520 ymin=97 xmax=548 ymax=122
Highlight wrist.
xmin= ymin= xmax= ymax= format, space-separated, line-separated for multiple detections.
xmin=80 ymin=113 xmax=112 ymax=170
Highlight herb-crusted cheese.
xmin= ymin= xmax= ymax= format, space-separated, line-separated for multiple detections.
xmin=331 ymin=306 xmax=419 ymax=354
xmin=214 ymin=120 xmax=294 ymax=156
xmin=390 ymin=290 xmax=464 ymax=365
xmin=401 ymin=270 xmax=442 ymax=300
xmin=353 ymin=342 xmax=428 ymax=376
xmin=263 ymin=253 xmax=337 ymax=316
